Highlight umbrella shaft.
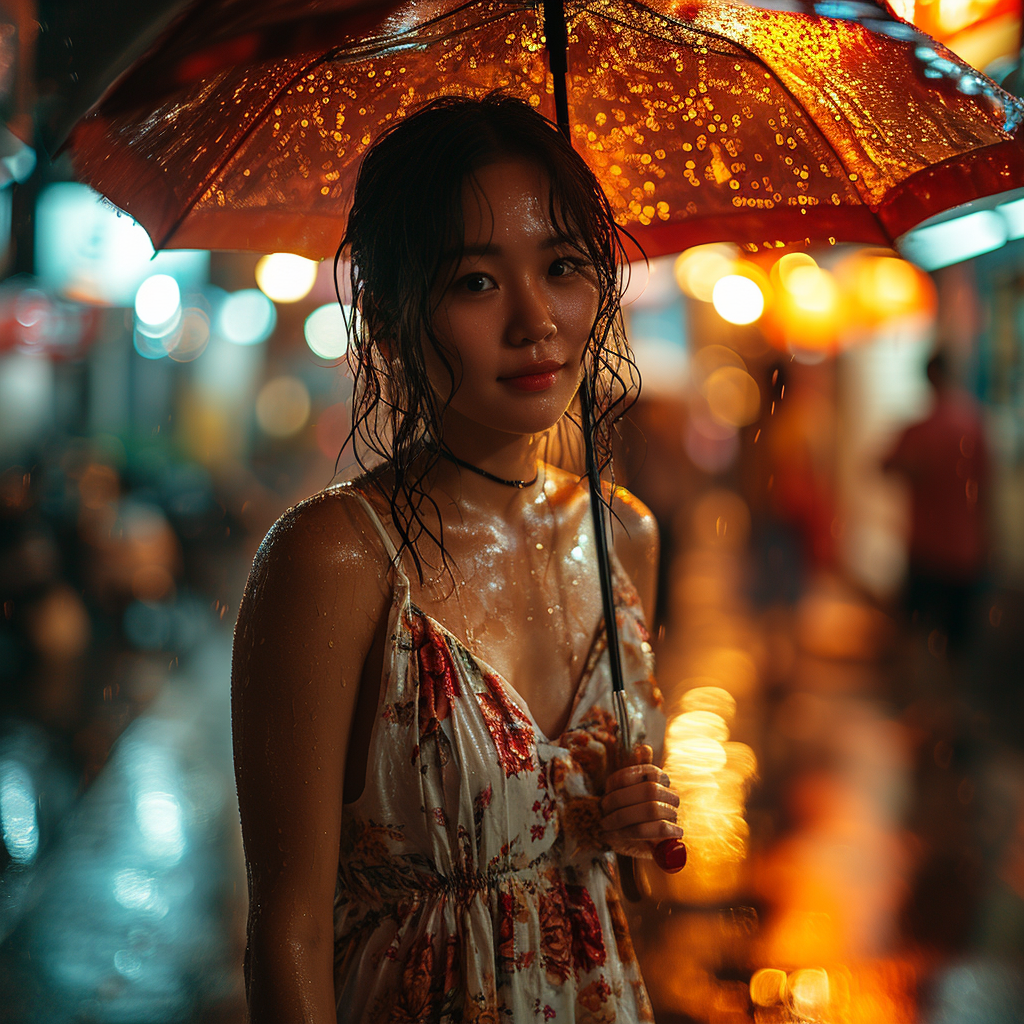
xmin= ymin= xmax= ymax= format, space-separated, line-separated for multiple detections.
xmin=579 ymin=381 xmax=629 ymax=746
xmin=542 ymin=0 xmax=570 ymax=136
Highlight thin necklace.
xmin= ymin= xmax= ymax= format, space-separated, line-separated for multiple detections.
xmin=435 ymin=447 xmax=539 ymax=489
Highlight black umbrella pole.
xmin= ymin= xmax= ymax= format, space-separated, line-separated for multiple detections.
xmin=580 ymin=380 xmax=687 ymax=889
xmin=543 ymin=0 xmax=571 ymax=137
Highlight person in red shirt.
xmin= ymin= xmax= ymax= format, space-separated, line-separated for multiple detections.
xmin=883 ymin=352 xmax=990 ymax=654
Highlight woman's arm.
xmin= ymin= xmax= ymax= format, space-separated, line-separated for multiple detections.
xmin=231 ymin=492 xmax=390 ymax=1024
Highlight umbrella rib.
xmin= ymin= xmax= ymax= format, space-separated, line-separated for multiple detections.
xmin=316 ymin=0 xmax=536 ymax=64
xmin=157 ymin=0 xmax=538 ymax=248
xmin=578 ymin=0 xmax=890 ymax=239
xmin=156 ymin=53 xmax=331 ymax=250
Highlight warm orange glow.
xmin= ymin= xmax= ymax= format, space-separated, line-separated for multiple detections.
xmin=911 ymin=0 xmax=1018 ymax=70
xmin=690 ymin=489 xmax=752 ymax=550
xmin=704 ymin=365 xmax=762 ymax=427
xmin=681 ymin=685 xmax=737 ymax=721
xmin=668 ymin=710 xmax=730 ymax=743
xmin=789 ymin=967 xmax=831 ymax=1016
xmin=768 ymin=255 xmax=844 ymax=352
xmin=674 ymin=243 xmax=738 ymax=302
xmin=771 ymin=251 xmax=818 ymax=293
xmin=712 ymin=274 xmax=765 ymax=325
xmin=838 ymin=251 xmax=937 ymax=326
xmin=784 ymin=264 xmax=839 ymax=316
xmin=749 ymin=968 xmax=787 ymax=1007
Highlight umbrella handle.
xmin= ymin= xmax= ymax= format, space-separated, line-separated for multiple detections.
xmin=653 ymin=838 xmax=687 ymax=873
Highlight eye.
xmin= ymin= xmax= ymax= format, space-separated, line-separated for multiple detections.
xmin=462 ymin=273 xmax=495 ymax=293
xmin=549 ymin=257 xmax=583 ymax=277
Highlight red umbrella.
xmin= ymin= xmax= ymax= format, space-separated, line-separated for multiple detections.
xmin=65 ymin=0 xmax=1023 ymax=888
xmin=67 ymin=0 xmax=1024 ymax=261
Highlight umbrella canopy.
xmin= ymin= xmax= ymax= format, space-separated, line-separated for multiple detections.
xmin=67 ymin=0 xmax=1024 ymax=259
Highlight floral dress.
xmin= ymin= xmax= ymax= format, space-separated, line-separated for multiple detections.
xmin=335 ymin=490 xmax=666 ymax=1023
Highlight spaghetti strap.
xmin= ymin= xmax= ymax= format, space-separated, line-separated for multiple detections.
xmin=334 ymin=485 xmax=402 ymax=569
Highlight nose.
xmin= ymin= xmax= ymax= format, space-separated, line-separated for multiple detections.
xmin=507 ymin=276 xmax=556 ymax=346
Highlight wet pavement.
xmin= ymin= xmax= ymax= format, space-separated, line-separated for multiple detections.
xmin=2 ymin=487 xmax=1023 ymax=1023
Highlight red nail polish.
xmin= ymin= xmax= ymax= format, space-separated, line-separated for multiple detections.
xmin=654 ymin=838 xmax=687 ymax=873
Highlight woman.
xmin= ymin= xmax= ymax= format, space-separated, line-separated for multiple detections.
xmin=232 ymin=94 xmax=683 ymax=1024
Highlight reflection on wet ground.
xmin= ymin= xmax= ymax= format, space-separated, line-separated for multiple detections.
xmin=635 ymin=489 xmax=1024 ymax=1024
xmin=2 ymin=487 xmax=1023 ymax=1022
xmin=0 ymin=635 xmax=245 ymax=1023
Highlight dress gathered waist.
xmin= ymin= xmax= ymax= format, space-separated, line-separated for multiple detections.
xmin=338 ymin=850 xmax=587 ymax=905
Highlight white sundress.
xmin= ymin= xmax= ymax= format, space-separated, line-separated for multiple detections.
xmin=333 ymin=488 xmax=666 ymax=1023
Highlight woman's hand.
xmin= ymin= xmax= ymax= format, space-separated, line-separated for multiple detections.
xmin=599 ymin=743 xmax=683 ymax=859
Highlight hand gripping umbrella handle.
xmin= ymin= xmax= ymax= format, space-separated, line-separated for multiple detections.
xmin=579 ymin=381 xmax=686 ymax=896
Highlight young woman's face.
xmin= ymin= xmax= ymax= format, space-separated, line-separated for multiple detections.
xmin=425 ymin=159 xmax=600 ymax=441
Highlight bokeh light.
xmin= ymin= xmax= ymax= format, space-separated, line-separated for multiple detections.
xmin=135 ymin=789 xmax=186 ymax=863
xmin=255 ymin=376 xmax=312 ymax=438
xmin=844 ymin=252 xmax=936 ymax=324
xmin=712 ymin=274 xmax=765 ymax=325
xmin=783 ymin=264 xmax=839 ymax=315
xmin=0 ymin=759 xmax=39 ymax=865
xmin=674 ymin=243 xmax=739 ymax=301
xmin=772 ymin=251 xmax=818 ymax=291
xmin=304 ymin=303 xmax=351 ymax=360
xmin=255 ymin=253 xmax=318 ymax=303
xmin=704 ymin=365 xmax=761 ymax=427
xmin=134 ymin=275 xmax=181 ymax=334
xmin=166 ymin=308 xmax=211 ymax=363
xmin=788 ymin=967 xmax=831 ymax=1016
xmin=667 ymin=710 xmax=731 ymax=743
xmin=216 ymin=289 xmax=276 ymax=346
xmin=750 ymin=968 xmax=787 ymax=1008
xmin=681 ymin=685 xmax=737 ymax=722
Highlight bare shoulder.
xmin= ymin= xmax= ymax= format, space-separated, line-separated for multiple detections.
xmin=545 ymin=464 xmax=659 ymax=616
xmin=251 ymin=486 xmax=387 ymax=586
xmin=238 ymin=485 xmax=393 ymax=652
xmin=543 ymin=463 xmax=658 ymax=558
xmin=607 ymin=482 xmax=659 ymax=620
xmin=606 ymin=482 xmax=659 ymax=557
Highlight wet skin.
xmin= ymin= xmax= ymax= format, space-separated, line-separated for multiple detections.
xmin=231 ymin=160 xmax=681 ymax=1023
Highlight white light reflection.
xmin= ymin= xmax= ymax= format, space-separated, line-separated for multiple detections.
xmin=900 ymin=211 xmax=1007 ymax=271
xmin=304 ymin=302 xmax=352 ymax=359
xmin=996 ymin=195 xmax=1024 ymax=240
xmin=712 ymin=275 xmax=764 ymax=325
xmin=134 ymin=275 xmax=181 ymax=332
xmin=217 ymin=289 xmax=276 ymax=346
xmin=135 ymin=790 xmax=186 ymax=863
xmin=113 ymin=949 xmax=144 ymax=978
xmin=0 ymin=759 xmax=39 ymax=865
xmin=112 ymin=867 xmax=170 ymax=919
xmin=256 ymin=252 xmax=318 ymax=303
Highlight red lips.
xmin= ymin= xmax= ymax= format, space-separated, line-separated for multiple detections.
xmin=499 ymin=359 xmax=565 ymax=392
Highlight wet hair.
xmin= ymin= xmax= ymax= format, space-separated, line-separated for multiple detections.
xmin=337 ymin=92 xmax=639 ymax=579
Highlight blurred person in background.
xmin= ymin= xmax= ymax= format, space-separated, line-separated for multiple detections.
xmin=883 ymin=351 xmax=990 ymax=656
xmin=230 ymin=95 xmax=682 ymax=1024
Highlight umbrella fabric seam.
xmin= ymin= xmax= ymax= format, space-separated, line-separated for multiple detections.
xmin=155 ymin=0 xmax=541 ymax=249
xmin=578 ymin=0 xmax=884 ymax=225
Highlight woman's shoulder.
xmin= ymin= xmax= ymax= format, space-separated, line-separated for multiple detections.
xmin=249 ymin=482 xmax=393 ymax=596
xmin=544 ymin=463 xmax=657 ymax=553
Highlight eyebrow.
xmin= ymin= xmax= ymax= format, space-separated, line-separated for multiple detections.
xmin=449 ymin=234 xmax=578 ymax=260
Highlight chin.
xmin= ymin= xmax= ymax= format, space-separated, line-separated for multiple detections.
xmin=479 ymin=388 xmax=579 ymax=436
